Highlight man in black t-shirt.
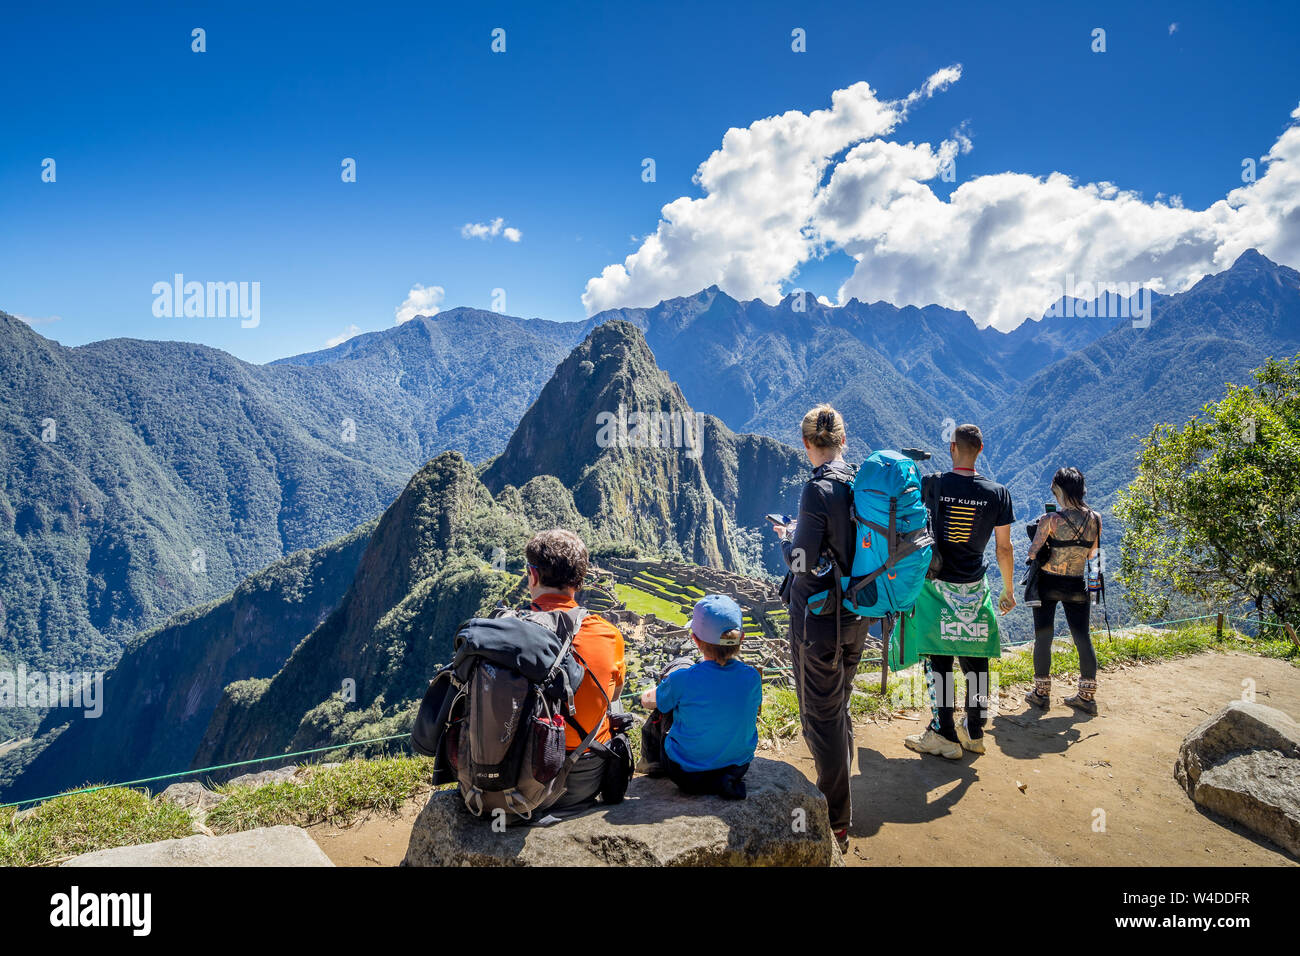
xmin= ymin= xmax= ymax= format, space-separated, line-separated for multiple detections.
xmin=924 ymin=469 xmax=1016 ymax=585
xmin=905 ymin=424 xmax=1016 ymax=759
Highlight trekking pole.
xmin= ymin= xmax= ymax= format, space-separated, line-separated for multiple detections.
xmin=1100 ymin=574 xmax=1113 ymax=643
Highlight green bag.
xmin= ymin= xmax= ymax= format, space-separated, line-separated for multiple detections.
xmin=892 ymin=577 xmax=1002 ymax=669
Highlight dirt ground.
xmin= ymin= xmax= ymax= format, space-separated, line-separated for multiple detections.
xmin=802 ymin=650 xmax=1300 ymax=866
xmin=311 ymin=796 xmax=429 ymax=866
xmin=312 ymin=651 xmax=1300 ymax=866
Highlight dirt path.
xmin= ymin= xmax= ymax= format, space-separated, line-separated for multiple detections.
xmin=312 ymin=651 xmax=1299 ymax=866
xmin=310 ymin=794 xmax=429 ymax=866
xmin=775 ymin=650 xmax=1300 ymax=866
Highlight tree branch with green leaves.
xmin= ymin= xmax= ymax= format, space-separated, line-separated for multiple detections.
xmin=1115 ymin=355 xmax=1300 ymax=626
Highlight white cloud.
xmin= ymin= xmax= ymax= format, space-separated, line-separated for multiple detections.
xmin=584 ymin=71 xmax=1300 ymax=330
xmin=581 ymin=67 xmax=961 ymax=316
xmin=394 ymin=284 xmax=446 ymax=325
xmin=15 ymin=313 xmax=61 ymax=326
xmin=461 ymin=217 xmax=522 ymax=242
xmin=326 ymin=324 xmax=362 ymax=347
xmin=1169 ymin=22 xmax=1179 ymax=35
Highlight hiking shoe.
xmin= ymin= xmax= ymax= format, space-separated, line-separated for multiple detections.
xmin=1063 ymin=693 xmax=1098 ymax=715
xmin=635 ymin=758 xmax=663 ymax=776
xmin=1024 ymin=688 xmax=1050 ymax=710
xmin=956 ymin=721 xmax=985 ymax=754
xmin=904 ymin=727 xmax=962 ymax=760
xmin=834 ymin=828 xmax=849 ymax=854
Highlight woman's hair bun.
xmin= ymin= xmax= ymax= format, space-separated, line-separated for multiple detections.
xmin=802 ymin=404 xmax=846 ymax=448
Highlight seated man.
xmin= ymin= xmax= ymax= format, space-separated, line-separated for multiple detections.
xmin=524 ymin=529 xmax=626 ymax=813
xmin=639 ymin=595 xmax=762 ymax=800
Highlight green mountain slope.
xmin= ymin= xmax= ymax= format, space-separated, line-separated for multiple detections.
xmin=0 ymin=523 xmax=374 ymax=803
xmin=0 ymin=310 xmax=583 ymax=737
xmin=482 ymin=320 xmax=806 ymax=572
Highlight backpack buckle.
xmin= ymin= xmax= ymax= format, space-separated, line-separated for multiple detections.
xmin=503 ymin=789 xmax=532 ymax=821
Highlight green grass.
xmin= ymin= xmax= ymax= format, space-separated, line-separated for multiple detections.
xmin=614 ymin=583 xmax=691 ymax=624
xmin=0 ymin=757 xmax=439 ymax=866
xmin=993 ymin=622 xmax=1297 ymax=687
xmin=637 ymin=572 xmax=706 ymax=596
xmin=0 ymin=786 xmax=194 ymax=867
xmin=204 ymin=757 xmax=436 ymax=834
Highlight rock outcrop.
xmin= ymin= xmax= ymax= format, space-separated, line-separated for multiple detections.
xmin=158 ymin=781 xmax=228 ymax=812
xmin=402 ymin=758 xmax=842 ymax=867
xmin=1174 ymin=700 xmax=1300 ymax=857
xmin=62 ymin=826 xmax=334 ymax=867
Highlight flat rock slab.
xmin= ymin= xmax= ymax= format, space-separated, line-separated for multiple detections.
xmin=403 ymin=757 xmax=842 ymax=867
xmin=63 ymin=826 xmax=334 ymax=867
xmin=1174 ymin=700 xmax=1300 ymax=857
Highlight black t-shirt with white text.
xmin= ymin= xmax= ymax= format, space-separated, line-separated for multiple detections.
xmin=922 ymin=471 xmax=1015 ymax=584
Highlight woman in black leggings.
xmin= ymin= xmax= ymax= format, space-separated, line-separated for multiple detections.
xmin=772 ymin=404 xmax=871 ymax=854
xmin=1024 ymin=467 xmax=1101 ymax=714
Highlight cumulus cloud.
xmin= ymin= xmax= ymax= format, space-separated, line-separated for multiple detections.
xmin=326 ymin=323 xmax=362 ymax=347
xmin=461 ymin=217 xmax=522 ymax=242
xmin=583 ymin=71 xmax=1300 ymax=329
xmin=394 ymin=284 xmax=445 ymax=325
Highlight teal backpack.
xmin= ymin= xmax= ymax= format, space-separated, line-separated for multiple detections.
xmin=807 ymin=450 xmax=935 ymax=618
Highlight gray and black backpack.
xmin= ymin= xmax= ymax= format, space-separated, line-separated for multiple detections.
xmin=411 ymin=605 xmax=612 ymax=823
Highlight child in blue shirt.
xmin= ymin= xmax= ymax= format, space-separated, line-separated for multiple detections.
xmin=638 ymin=594 xmax=763 ymax=799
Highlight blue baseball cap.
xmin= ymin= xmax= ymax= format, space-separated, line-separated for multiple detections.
xmin=691 ymin=594 xmax=744 ymax=646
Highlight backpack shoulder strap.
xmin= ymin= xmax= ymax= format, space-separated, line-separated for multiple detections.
xmin=556 ymin=639 xmax=616 ymax=775
xmin=924 ymin=473 xmax=944 ymax=537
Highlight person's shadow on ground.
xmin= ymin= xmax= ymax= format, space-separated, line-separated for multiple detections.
xmin=848 ymin=743 xmax=979 ymax=839
xmin=990 ymin=706 xmax=1100 ymax=760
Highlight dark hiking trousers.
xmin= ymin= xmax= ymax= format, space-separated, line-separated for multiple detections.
xmin=1032 ymin=599 xmax=1096 ymax=680
xmin=665 ymin=756 xmax=750 ymax=799
xmin=789 ymin=607 xmax=870 ymax=832
xmin=543 ymin=750 xmax=606 ymax=817
xmin=924 ymin=654 xmax=990 ymax=740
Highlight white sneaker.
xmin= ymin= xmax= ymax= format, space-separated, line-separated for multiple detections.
xmin=904 ymin=727 xmax=962 ymax=760
xmin=956 ymin=721 xmax=986 ymax=754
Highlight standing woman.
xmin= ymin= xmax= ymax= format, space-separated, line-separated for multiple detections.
xmin=1024 ymin=467 xmax=1102 ymax=714
xmin=772 ymin=404 xmax=870 ymax=854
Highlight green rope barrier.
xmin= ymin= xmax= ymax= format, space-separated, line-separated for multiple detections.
xmin=0 ymin=732 xmax=412 ymax=811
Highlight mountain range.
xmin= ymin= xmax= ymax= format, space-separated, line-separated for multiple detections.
xmin=1 ymin=249 xmax=1298 ymax=800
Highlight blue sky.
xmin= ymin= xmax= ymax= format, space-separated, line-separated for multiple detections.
xmin=3 ymin=0 xmax=1299 ymax=363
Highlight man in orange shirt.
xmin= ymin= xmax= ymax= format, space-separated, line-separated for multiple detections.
xmin=524 ymin=529 xmax=625 ymax=813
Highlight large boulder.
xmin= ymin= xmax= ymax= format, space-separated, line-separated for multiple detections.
xmin=158 ymin=782 xmax=227 ymax=812
xmin=402 ymin=757 xmax=842 ymax=867
xmin=62 ymin=826 xmax=335 ymax=867
xmin=1174 ymin=700 xmax=1300 ymax=856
